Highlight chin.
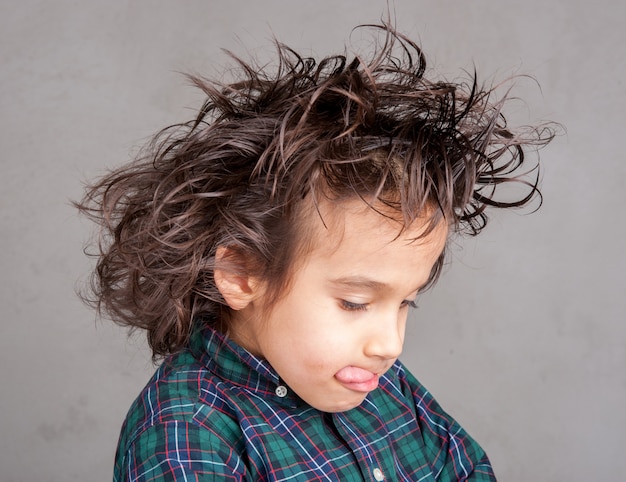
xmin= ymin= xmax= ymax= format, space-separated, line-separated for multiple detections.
xmin=315 ymin=396 xmax=367 ymax=413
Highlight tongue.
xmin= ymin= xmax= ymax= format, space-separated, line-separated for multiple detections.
xmin=335 ymin=366 xmax=374 ymax=383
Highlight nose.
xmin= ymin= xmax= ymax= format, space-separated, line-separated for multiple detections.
xmin=363 ymin=312 xmax=405 ymax=360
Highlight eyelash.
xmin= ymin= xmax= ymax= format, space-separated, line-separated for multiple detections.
xmin=340 ymin=299 xmax=418 ymax=312
xmin=341 ymin=300 xmax=369 ymax=311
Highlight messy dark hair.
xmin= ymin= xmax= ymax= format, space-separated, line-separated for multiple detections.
xmin=77 ymin=24 xmax=555 ymax=357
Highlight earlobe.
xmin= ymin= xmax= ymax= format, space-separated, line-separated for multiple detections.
xmin=214 ymin=246 xmax=259 ymax=310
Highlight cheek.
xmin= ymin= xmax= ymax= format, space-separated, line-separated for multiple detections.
xmin=267 ymin=294 xmax=351 ymax=372
xmin=288 ymin=336 xmax=339 ymax=369
xmin=280 ymin=329 xmax=347 ymax=377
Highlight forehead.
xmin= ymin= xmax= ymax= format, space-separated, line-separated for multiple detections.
xmin=299 ymin=198 xmax=448 ymax=282
xmin=306 ymin=197 xmax=447 ymax=253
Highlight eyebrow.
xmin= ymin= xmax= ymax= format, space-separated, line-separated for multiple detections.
xmin=329 ymin=276 xmax=425 ymax=295
xmin=329 ymin=276 xmax=390 ymax=292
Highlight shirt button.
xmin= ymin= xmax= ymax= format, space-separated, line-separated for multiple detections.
xmin=275 ymin=385 xmax=288 ymax=397
xmin=372 ymin=468 xmax=384 ymax=481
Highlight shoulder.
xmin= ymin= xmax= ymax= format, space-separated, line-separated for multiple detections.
xmin=114 ymin=351 xmax=247 ymax=480
xmin=378 ymin=359 xmax=433 ymax=405
xmin=382 ymin=360 xmax=463 ymax=418
xmin=122 ymin=350 xmax=240 ymax=435
xmin=382 ymin=359 xmax=466 ymax=433
xmin=114 ymin=420 xmax=248 ymax=481
xmin=379 ymin=360 xmax=496 ymax=480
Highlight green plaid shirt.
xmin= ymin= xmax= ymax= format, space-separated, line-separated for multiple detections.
xmin=114 ymin=324 xmax=496 ymax=481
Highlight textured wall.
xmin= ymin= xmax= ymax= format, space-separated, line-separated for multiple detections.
xmin=1 ymin=1 xmax=624 ymax=480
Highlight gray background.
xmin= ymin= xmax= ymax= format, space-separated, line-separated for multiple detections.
xmin=1 ymin=1 xmax=624 ymax=480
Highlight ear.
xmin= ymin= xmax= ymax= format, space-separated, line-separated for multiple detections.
xmin=214 ymin=246 xmax=261 ymax=311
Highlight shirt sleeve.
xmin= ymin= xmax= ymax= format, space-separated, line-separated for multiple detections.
xmin=401 ymin=365 xmax=497 ymax=481
xmin=115 ymin=420 xmax=248 ymax=482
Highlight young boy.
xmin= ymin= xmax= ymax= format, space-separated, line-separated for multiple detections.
xmin=79 ymin=23 xmax=553 ymax=481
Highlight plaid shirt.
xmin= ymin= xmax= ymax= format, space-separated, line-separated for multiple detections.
xmin=114 ymin=325 xmax=496 ymax=481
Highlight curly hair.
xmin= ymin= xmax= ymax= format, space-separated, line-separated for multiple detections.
xmin=77 ymin=23 xmax=555 ymax=357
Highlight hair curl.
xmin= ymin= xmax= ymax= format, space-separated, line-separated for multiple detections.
xmin=77 ymin=23 xmax=555 ymax=357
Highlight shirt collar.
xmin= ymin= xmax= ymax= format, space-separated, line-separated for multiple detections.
xmin=189 ymin=322 xmax=303 ymax=408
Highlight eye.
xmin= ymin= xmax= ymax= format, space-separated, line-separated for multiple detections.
xmin=340 ymin=300 xmax=369 ymax=312
xmin=401 ymin=299 xmax=418 ymax=309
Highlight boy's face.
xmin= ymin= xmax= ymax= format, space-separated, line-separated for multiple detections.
xmin=229 ymin=200 xmax=447 ymax=412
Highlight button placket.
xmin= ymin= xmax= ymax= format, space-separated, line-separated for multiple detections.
xmin=332 ymin=410 xmax=395 ymax=482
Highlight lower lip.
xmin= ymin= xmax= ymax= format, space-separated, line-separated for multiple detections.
xmin=335 ymin=374 xmax=380 ymax=393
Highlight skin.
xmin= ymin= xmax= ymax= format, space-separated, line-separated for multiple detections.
xmin=224 ymin=199 xmax=448 ymax=413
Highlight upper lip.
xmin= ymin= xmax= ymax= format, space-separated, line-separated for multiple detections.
xmin=369 ymin=364 xmax=392 ymax=377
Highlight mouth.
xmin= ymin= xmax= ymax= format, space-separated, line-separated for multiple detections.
xmin=334 ymin=366 xmax=380 ymax=393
